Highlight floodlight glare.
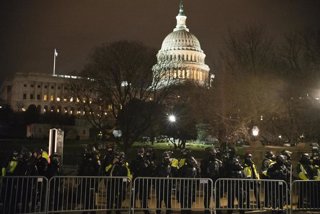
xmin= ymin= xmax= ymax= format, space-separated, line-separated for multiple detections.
xmin=168 ymin=114 xmax=176 ymax=123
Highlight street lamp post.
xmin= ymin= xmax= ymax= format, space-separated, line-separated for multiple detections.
xmin=168 ymin=114 xmax=177 ymax=145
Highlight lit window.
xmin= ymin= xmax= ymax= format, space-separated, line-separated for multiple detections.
xmin=43 ymin=95 xmax=48 ymax=101
xmin=50 ymin=95 xmax=54 ymax=101
xmin=56 ymin=97 xmax=61 ymax=102
xmin=22 ymin=108 xmax=26 ymax=112
xmin=70 ymin=97 xmax=74 ymax=102
xmin=63 ymin=98 xmax=67 ymax=102
xmin=76 ymin=98 xmax=80 ymax=103
xmin=57 ymin=109 xmax=60 ymax=113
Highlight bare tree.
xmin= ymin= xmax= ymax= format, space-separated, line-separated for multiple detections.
xmin=71 ymin=40 xmax=168 ymax=148
xmin=217 ymin=25 xmax=285 ymax=143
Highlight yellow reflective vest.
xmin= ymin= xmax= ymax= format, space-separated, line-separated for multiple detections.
xmin=244 ymin=163 xmax=260 ymax=180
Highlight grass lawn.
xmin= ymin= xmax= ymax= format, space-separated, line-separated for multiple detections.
xmin=0 ymin=139 xmax=214 ymax=167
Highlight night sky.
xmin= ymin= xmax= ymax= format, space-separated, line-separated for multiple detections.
xmin=0 ymin=0 xmax=319 ymax=83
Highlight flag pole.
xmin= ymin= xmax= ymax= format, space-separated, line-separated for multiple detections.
xmin=53 ymin=49 xmax=57 ymax=76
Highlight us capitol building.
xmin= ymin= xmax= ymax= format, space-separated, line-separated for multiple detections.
xmin=0 ymin=0 xmax=211 ymax=114
xmin=152 ymin=0 xmax=211 ymax=88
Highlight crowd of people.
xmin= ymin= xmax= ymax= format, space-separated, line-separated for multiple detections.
xmin=1 ymin=149 xmax=61 ymax=178
xmin=75 ymin=143 xmax=320 ymax=214
xmin=1 ymin=143 xmax=320 ymax=214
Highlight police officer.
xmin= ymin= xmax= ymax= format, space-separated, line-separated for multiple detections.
xmin=296 ymin=153 xmax=314 ymax=208
xmin=243 ymin=153 xmax=260 ymax=209
xmin=102 ymin=143 xmax=115 ymax=176
xmin=105 ymin=152 xmax=132 ymax=214
xmin=35 ymin=149 xmax=49 ymax=177
xmin=178 ymin=149 xmax=198 ymax=214
xmin=130 ymin=148 xmax=150 ymax=214
xmin=145 ymin=148 xmax=156 ymax=176
xmin=4 ymin=151 xmax=19 ymax=176
xmin=281 ymin=150 xmax=293 ymax=171
xmin=23 ymin=151 xmax=38 ymax=176
xmin=155 ymin=151 xmax=174 ymax=214
xmin=78 ymin=145 xmax=101 ymax=214
xmin=261 ymin=151 xmax=276 ymax=179
xmin=226 ymin=157 xmax=245 ymax=214
xmin=47 ymin=153 xmax=61 ymax=178
xmin=201 ymin=147 xmax=222 ymax=214
xmin=312 ymin=155 xmax=320 ymax=208
xmin=267 ymin=155 xmax=289 ymax=214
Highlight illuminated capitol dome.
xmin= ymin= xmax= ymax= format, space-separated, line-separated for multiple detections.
xmin=152 ymin=0 xmax=211 ymax=88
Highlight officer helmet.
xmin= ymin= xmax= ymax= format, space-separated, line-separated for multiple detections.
xmin=244 ymin=153 xmax=253 ymax=165
xmin=276 ymin=154 xmax=286 ymax=165
xmin=265 ymin=151 xmax=275 ymax=160
xmin=106 ymin=143 xmax=114 ymax=152
xmin=281 ymin=150 xmax=292 ymax=160
xmin=23 ymin=151 xmax=33 ymax=161
xmin=181 ymin=148 xmax=190 ymax=157
xmin=300 ymin=153 xmax=311 ymax=164
xmin=162 ymin=151 xmax=171 ymax=163
xmin=227 ymin=147 xmax=236 ymax=157
xmin=232 ymin=158 xmax=243 ymax=170
xmin=137 ymin=147 xmax=144 ymax=155
xmin=145 ymin=148 xmax=153 ymax=156
xmin=206 ymin=147 xmax=217 ymax=155
xmin=114 ymin=152 xmax=125 ymax=163
xmin=245 ymin=153 xmax=252 ymax=158
xmin=311 ymin=147 xmax=319 ymax=156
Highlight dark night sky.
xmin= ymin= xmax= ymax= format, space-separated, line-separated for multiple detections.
xmin=0 ymin=0 xmax=319 ymax=83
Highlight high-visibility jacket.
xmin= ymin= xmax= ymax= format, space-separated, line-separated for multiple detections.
xmin=7 ymin=160 xmax=18 ymax=175
xmin=106 ymin=162 xmax=132 ymax=181
xmin=297 ymin=163 xmax=313 ymax=180
xmin=313 ymin=165 xmax=320 ymax=180
xmin=171 ymin=158 xmax=179 ymax=169
xmin=261 ymin=159 xmax=275 ymax=178
xmin=1 ymin=167 xmax=6 ymax=176
xmin=244 ymin=163 xmax=260 ymax=180
xmin=42 ymin=151 xmax=50 ymax=164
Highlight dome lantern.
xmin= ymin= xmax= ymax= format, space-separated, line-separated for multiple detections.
xmin=174 ymin=0 xmax=189 ymax=32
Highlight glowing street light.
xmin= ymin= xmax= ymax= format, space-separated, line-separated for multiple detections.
xmin=252 ymin=126 xmax=259 ymax=137
xmin=168 ymin=114 xmax=176 ymax=123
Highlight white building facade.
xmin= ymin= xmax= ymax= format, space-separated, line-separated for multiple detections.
xmin=0 ymin=72 xmax=85 ymax=114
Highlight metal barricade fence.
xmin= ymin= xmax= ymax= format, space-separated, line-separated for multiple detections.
xmin=291 ymin=180 xmax=320 ymax=212
xmin=4 ymin=176 xmax=318 ymax=213
xmin=0 ymin=176 xmax=48 ymax=214
xmin=132 ymin=177 xmax=214 ymax=214
xmin=215 ymin=178 xmax=289 ymax=213
xmin=47 ymin=176 xmax=132 ymax=213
